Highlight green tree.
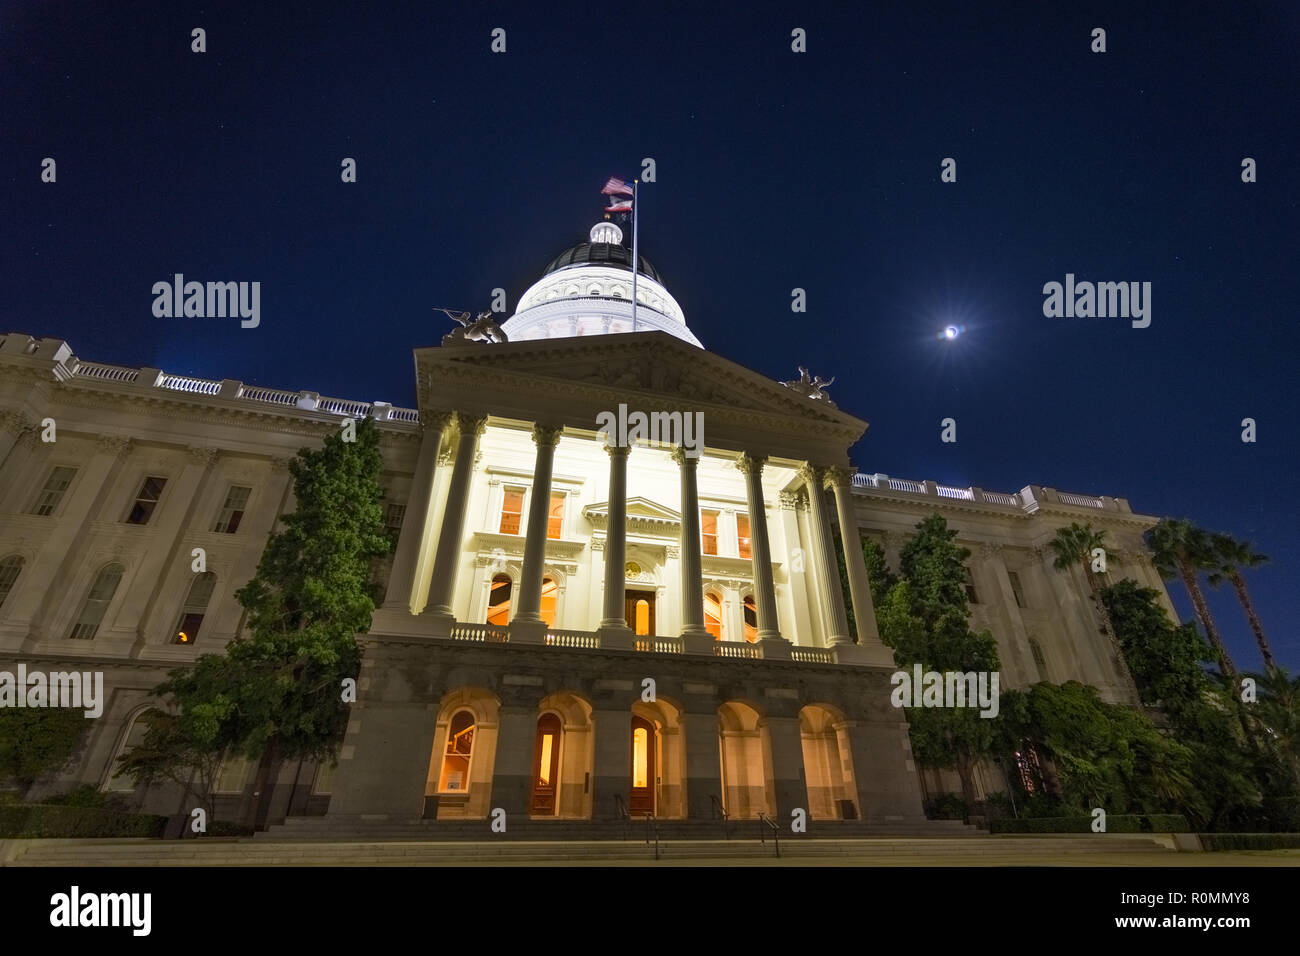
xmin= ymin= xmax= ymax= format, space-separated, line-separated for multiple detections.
xmin=156 ymin=416 xmax=391 ymax=825
xmin=1046 ymin=523 xmax=1139 ymax=700
xmin=995 ymin=681 xmax=1200 ymax=817
xmin=1101 ymin=578 xmax=1261 ymax=829
xmin=0 ymin=708 xmax=89 ymax=791
xmin=1146 ymin=519 xmax=1235 ymax=675
xmin=1207 ymin=533 xmax=1276 ymax=672
xmin=877 ymin=513 xmax=1000 ymax=812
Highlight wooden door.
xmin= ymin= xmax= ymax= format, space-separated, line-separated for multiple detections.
xmin=530 ymin=713 xmax=561 ymax=815
xmin=624 ymin=590 xmax=655 ymax=637
xmin=629 ymin=715 xmax=656 ymax=815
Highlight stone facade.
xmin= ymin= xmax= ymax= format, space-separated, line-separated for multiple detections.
xmin=0 ymin=262 xmax=1174 ymax=828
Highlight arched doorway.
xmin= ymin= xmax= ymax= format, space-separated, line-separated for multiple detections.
xmin=530 ymin=713 xmax=562 ymax=815
xmin=799 ymin=704 xmax=858 ymax=820
xmin=629 ymin=715 xmax=657 ymax=815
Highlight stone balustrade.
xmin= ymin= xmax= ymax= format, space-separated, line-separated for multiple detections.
xmin=851 ymin=472 xmax=1130 ymax=514
xmin=0 ymin=332 xmax=419 ymax=426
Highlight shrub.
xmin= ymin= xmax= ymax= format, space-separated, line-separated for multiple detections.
xmin=42 ymin=785 xmax=126 ymax=810
xmin=1200 ymin=833 xmax=1300 ymax=852
xmin=0 ymin=804 xmax=166 ymax=838
xmin=925 ymin=792 xmax=969 ymax=820
xmin=991 ymin=814 xmax=1189 ymax=834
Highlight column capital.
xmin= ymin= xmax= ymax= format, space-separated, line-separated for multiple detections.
xmin=455 ymin=413 xmax=488 ymax=437
xmin=186 ymin=446 xmax=220 ymax=466
xmin=979 ymin=542 xmax=1004 ymax=559
xmin=823 ymin=465 xmax=856 ymax=489
xmin=778 ymin=490 xmax=805 ymax=511
xmin=604 ymin=442 xmax=631 ymax=459
xmin=421 ymin=408 xmax=455 ymax=432
xmin=269 ymin=456 xmax=293 ymax=474
xmin=798 ymin=462 xmax=826 ymax=487
xmin=0 ymin=409 xmax=32 ymax=437
xmin=735 ymin=452 xmax=766 ymax=477
xmin=670 ymin=445 xmax=700 ymax=467
xmin=532 ymin=423 xmax=564 ymax=447
xmin=97 ymin=435 xmax=132 ymax=460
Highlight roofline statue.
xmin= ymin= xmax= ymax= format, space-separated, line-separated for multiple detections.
xmin=780 ymin=366 xmax=836 ymax=404
xmin=436 ymin=308 xmax=509 ymax=345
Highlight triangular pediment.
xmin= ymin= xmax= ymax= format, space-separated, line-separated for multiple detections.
xmin=586 ymin=497 xmax=681 ymax=522
xmin=414 ymin=332 xmax=867 ymax=463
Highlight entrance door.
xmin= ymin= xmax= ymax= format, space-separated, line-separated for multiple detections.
xmin=625 ymin=590 xmax=656 ymax=636
xmin=530 ymin=713 xmax=562 ymax=815
xmin=629 ymin=715 xmax=656 ymax=815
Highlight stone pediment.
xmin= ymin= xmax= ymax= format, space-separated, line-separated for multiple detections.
xmin=585 ymin=497 xmax=681 ymax=536
xmin=414 ymin=332 xmax=867 ymax=461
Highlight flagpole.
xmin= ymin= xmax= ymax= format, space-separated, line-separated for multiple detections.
xmin=631 ymin=178 xmax=639 ymax=333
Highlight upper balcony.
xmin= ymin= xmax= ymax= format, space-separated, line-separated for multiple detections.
xmin=851 ymin=472 xmax=1136 ymax=517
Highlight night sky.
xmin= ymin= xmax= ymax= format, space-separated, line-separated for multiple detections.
xmin=3 ymin=1 xmax=1296 ymax=669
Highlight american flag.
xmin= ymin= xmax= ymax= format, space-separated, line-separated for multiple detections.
xmin=605 ymin=199 xmax=633 ymax=212
xmin=601 ymin=176 xmax=635 ymax=197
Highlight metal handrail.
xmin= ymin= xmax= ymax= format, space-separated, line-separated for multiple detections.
xmin=645 ymin=812 xmax=661 ymax=860
xmin=757 ymin=812 xmax=781 ymax=858
xmin=710 ymin=794 xmax=731 ymax=840
xmin=613 ymin=794 xmax=630 ymax=841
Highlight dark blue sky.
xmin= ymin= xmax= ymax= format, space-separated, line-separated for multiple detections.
xmin=3 ymin=1 xmax=1296 ymax=670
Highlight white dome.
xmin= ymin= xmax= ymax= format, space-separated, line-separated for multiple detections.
xmin=502 ymin=222 xmax=701 ymax=347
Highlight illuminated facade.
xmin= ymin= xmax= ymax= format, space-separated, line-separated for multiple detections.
xmin=0 ymin=218 xmax=1177 ymax=829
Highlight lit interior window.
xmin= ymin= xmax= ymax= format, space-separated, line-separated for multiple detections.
xmin=736 ymin=514 xmax=751 ymax=559
xmin=704 ymin=591 xmax=723 ymax=639
xmin=499 ymin=487 xmax=524 ymax=535
xmin=635 ymin=599 xmax=650 ymax=636
xmin=438 ymin=710 xmax=475 ymax=792
xmin=743 ymin=595 xmax=758 ymax=642
xmin=547 ymin=492 xmax=565 ymax=539
xmin=540 ymin=576 xmax=558 ymax=627
xmin=487 ymin=574 xmax=512 ymax=625
xmin=537 ymin=734 xmax=554 ymax=786
xmin=632 ymin=727 xmax=648 ymax=788
xmin=701 ymin=510 xmax=719 ymax=555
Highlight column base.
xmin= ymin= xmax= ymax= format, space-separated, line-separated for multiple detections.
xmin=759 ymin=636 xmax=791 ymax=660
xmin=833 ymin=642 xmax=897 ymax=668
xmin=598 ymin=625 xmax=635 ymax=650
xmin=681 ymin=632 xmax=716 ymax=656
xmin=414 ymin=608 xmax=453 ymax=638
xmin=370 ymin=606 xmax=442 ymax=638
xmin=509 ymin=621 xmax=548 ymax=645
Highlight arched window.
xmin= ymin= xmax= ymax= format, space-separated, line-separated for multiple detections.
xmin=634 ymin=598 xmax=651 ymax=636
xmin=174 ymin=572 xmax=216 ymax=645
xmin=540 ymin=576 xmax=558 ymax=627
xmin=742 ymin=594 xmax=758 ymax=643
xmin=0 ymin=555 xmax=24 ymax=609
xmin=69 ymin=563 xmax=124 ymax=640
xmin=438 ymin=710 xmax=475 ymax=792
xmin=487 ymin=573 xmax=512 ymax=625
xmin=104 ymin=709 xmax=161 ymax=791
xmin=704 ymin=590 xmax=724 ymax=639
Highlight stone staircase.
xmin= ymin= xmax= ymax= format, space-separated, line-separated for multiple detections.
xmin=257 ymin=816 xmax=982 ymax=842
xmin=4 ymin=833 xmax=1179 ymax=866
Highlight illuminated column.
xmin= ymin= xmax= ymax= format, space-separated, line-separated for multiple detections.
xmin=598 ymin=443 xmax=634 ymax=647
xmin=513 ymin=424 xmax=563 ymax=635
xmin=673 ymin=446 xmax=709 ymax=648
xmin=423 ymin=413 xmax=487 ymax=625
xmin=826 ymin=466 xmax=883 ymax=646
xmin=800 ymin=464 xmax=851 ymax=646
xmin=382 ymin=409 xmax=451 ymax=612
xmin=736 ymin=453 xmax=786 ymax=653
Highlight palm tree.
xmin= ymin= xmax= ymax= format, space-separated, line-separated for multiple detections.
xmin=1207 ymin=533 xmax=1276 ymax=672
xmin=1146 ymin=518 xmax=1237 ymax=677
xmin=1249 ymin=667 xmax=1300 ymax=782
xmin=1047 ymin=523 xmax=1139 ymax=699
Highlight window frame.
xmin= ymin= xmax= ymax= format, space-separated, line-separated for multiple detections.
xmin=30 ymin=465 xmax=78 ymax=517
xmin=0 ymin=555 xmax=25 ymax=610
xmin=173 ymin=571 xmax=217 ymax=645
xmin=213 ymin=484 xmax=252 ymax=534
xmin=437 ymin=709 xmax=476 ymax=794
xmin=701 ymin=508 xmax=721 ymax=556
xmin=68 ymin=563 xmax=125 ymax=640
xmin=124 ymin=474 xmax=168 ymax=526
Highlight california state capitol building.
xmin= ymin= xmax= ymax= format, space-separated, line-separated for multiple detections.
xmin=0 ymin=210 xmax=1181 ymax=833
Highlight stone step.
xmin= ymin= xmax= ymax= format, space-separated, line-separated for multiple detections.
xmin=6 ymin=835 xmax=1174 ymax=866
